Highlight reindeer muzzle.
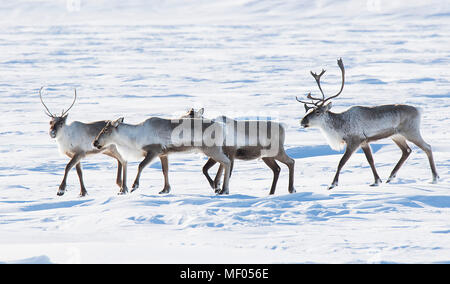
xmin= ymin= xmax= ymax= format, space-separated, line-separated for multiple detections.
xmin=300 ymin=118 xmax=309 ymax=128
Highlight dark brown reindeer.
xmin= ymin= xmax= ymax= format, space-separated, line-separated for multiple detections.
xmin=40 ymin=87 xmax=125 ymax=196
xmin=297 ymin=58 xmax=439 ymax=189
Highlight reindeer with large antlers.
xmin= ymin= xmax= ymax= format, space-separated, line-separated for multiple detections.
xmin=40 ymin=87 xmax=126 ymax=196
xmin=297 ymin=58 xmax=439 ymax=189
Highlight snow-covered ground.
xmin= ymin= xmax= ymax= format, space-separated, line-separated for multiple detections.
xmin=0 ymin=0 xmax=449 ymax=263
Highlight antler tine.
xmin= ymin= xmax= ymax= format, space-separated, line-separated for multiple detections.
xmin=322 ymin=58 xmax=345 ymax=105
xmin=39 ymin=86 xmax=54 ymax=117
xmin=310 ymin=68 xmax=326 ymax=101
xmin=61 ymin=88 xmax=77 ymax=117
xmin=296 ymin=93 xmax=321 ymax=106
xmin=306 ymin=92 xmax=323 ymax=101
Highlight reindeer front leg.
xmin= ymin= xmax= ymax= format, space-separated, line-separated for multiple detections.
xmin=213 ymin=152 xmax=232 ymax=195
xmin=202 ymin=158 xmax=217 ymax=190
xmin=131 ymin=151 xmax=157 ymax=193
xmin=361 ymin=143 xmax=382 ymax=186
xmin=75 ymin=163 xmax=88 ymax=197
xmin=329 ymin=139 xmax=360 ymax=190
xmin=115 ymin=159 xmax=123 ymax=188
xmin=58 ymin=153 xmax=83 ymax=196
xmin=118 ymin=161 xmax=128 ymax=195
xmin=159 ymin=155 xmax=171 ymax=194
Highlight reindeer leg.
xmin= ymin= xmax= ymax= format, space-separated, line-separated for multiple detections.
xmin=131 ymin=151 xmax=157 ymax=193
xmin=387 ymin=136 xmax=411 ymax=183
xmin=115 ymin=159 xmax=123 ymax=188
xmin=262 ymin=157 xmax=281 ymax=195
xmin=159 ymin=155 xmax=171 ymax=194
xmin=218 ymin=158 xmax=231 ymax=195
xmin=361 ymin=143 xmax=382 ymax=186
xmin=214 ymin=159 xmax=234 ymax=192
xmin=103 ymin=148 xmax=124 ymax=189
xmin=202 ymin=158 xmax=217 ymax=190
xmin=329 ymin=141 xmax=360 ymax=190
xmin=274 ymin=149 xmax=296 ymax=194
xmin=406 ymin=135 xmax=439 ymax=183
xmin=213 ymin=165 xmax=224 ymax=193
xmin=75 ymin=163 xmax=88 ymax=197
xmin=118 ymin=161 xmax=128 ymax=194
xmin=211 ymin=151 xmax=231 ymax=195
xmin=58 ymin=153 xmax=83 ymax=196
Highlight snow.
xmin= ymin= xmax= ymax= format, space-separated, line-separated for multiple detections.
xmin=0 ymin=0 xmax=449 ymax=263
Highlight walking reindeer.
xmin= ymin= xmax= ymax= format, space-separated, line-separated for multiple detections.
xmin=92 ymin=116 xmax=233 ymax=194
xmin=183 ymin=108 xmax=296 ymax=195
xmin=297 ymin=58 xmax=439 ymax=189
xmin=39 ymin=87 xmax=125 ymax=196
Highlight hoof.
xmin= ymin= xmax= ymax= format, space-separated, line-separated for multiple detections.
xmin=431 ymin=176 xmax=439 ymax=184
xmin=118 ymin=187 xmax=128 ymax=195
xmin=289 ymin=188 xmax=296 ymax=194
xmin=216 ymin=189 xmax=229 ymax=195
xmin=131 ymin=185 xmax=138 ymax=193
xmin=328 ymin=182 xmax=337 ymax=190
xmin=57 ymin=190 xmax=65 ymax=196
xmin=386 ymin=174 xmax=396 ymax=183
xmin=370 ymin=178 xmax=382 ymax=187
xmin=159 ymin=187 xmax=171 ymax=194
xmin=79 ymin=191 xmax=88 ymax=197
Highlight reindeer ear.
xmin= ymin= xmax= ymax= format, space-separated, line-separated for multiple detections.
xmin=198 ymin=108 xmax=204 ymax=116
xmin=62 ymin=113 xmax=69 ymax=120
xmin=304 ymin=104 xmax=312 ymax=113
xmin=324 ymin=102 xmax=332 ymax=111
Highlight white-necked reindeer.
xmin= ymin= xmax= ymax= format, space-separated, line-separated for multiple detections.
xmin=40 ymin=87 xmax=125 ymax=196
xmin=297 ymin=58 xmax=439 ymax=189
xmin=182 ymin=108 xmax=296 ymax=195
xmin=92 ymin=116 xmax=233 ymax=194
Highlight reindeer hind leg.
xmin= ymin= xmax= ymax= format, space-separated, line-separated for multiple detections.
xmin=274 ymin=149 xmax=296 ymax=194
xmin=262 ymin=157 xmax=281 ymax=195
xmin=361 ymin=143 xmax=382 ymax=186
xmin=387 ymin=136 xmax=411 ymax=183
xmin=404 ymin=132 xmax=439 ymax=183
xmin=75 ymin=163 xmax=88 ymax=197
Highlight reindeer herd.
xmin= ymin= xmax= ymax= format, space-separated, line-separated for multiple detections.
xmin=39 ymin=59 xmax=439 ymax=197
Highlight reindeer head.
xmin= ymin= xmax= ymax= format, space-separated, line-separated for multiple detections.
xmin=93 ymin=117 xmax=124 ymax=150
xmin=181 ymin=107 xmax=204 ymax=119
xmin=297 ymin=58 xmax=345 ymax=128
xmin=39 ymin=87 xmax=77 ymax=138
xmin=301 ymin=102 xmax=334 ymax=128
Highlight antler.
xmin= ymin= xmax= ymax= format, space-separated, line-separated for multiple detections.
xmin=321 ymin=58 xmax=345 ymax=106
xmin=39 ymin=87 xmax=55 ymax=118
xmin=61 ymin=89 xmax=77 ymax=117
xmin=296 ymin=58 xmax=345 ymax=109
xmin=295 ymin=93 xmax=322 ymax=112
xmin=310 ymin=69 xmax=326 ymax=101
